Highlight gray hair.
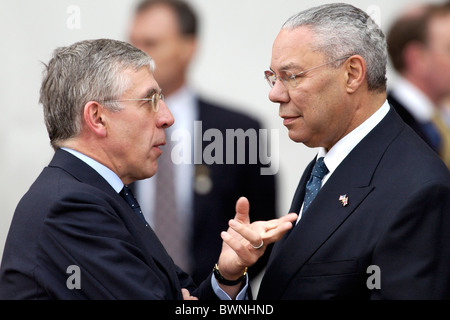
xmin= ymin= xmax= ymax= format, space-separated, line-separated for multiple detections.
xmin=282 ymin=3 xmax=387 ymax=92
xmin=39 ymin=38 xmax=155 ymax=150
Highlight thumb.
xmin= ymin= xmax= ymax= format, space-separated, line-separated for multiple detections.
xmin=234 ymin=196 xmax=250 ymax=225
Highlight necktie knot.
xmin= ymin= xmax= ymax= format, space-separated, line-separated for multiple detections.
xmin=311 ymin=157 xmax=329 ymax=179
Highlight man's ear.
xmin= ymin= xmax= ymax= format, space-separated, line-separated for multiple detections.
xmin=83 ymin=101 xmax=107 ymax=137
xmin=344 ymin=55 xmax=366 ymax=94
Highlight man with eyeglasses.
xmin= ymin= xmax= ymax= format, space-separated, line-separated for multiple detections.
xmin=0 ymin=38 xmax=297 ymax=299
xmin=256 ymin=3 xmax=450 ymax=299
xmin=127 ymin=0 xmax=278 ymax=286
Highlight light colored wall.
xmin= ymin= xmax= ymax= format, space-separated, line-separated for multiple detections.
xmin=0 ymin=0 xmax=441 ymax=263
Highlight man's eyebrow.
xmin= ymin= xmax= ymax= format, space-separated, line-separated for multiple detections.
xmin=269 ymin=62 xmax=304 ymax=74
xmin=142 ymin=87 xmax=160 ymax=98
xmin=280 ymin=62 xmax=303 ymax=71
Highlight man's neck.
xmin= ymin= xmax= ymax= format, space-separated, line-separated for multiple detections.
xmin=339 ymin=91 xmax=387 ymax=147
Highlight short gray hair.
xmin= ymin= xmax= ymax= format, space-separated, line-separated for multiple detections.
xmin=39 ymin=38 xmax=155 ymax=150
xmin=283 ymin=3 xmax=387 ymax=92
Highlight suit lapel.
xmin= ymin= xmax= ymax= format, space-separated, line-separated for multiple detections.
xmin=259 ymin=174 xmax=374 ymax=299
xmin=51 ymin=149 xmax=183 ymax=298
xmin=258 ymin=107 xmax=405 ymax=299
xmin=266 ymin=160 xmax=314 ymax=264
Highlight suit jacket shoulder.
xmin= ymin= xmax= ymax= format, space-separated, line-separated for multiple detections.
xmin=387 ymin=91 xmax=439 ymax=153
xmin=0 ymin=149 xmax=216 ymax=300
xmin=258 ymin=107 xmax=450 ymax=300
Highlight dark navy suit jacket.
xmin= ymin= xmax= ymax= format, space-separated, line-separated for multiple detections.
xmin=257 ymin=107 xmax=450 ymax=300
xmin=0 ymin=149 xmax=217 ymax=299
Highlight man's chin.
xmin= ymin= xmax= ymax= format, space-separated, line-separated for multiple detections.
xmin=288 ymin=130 xmax=305 ymax=144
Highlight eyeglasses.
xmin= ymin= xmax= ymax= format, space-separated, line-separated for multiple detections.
xmin=102 ymin=91 xmax=164 ymax=112
xmin=264 ymin=56 xmax=351 ymax=89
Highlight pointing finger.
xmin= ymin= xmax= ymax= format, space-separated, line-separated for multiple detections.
xmin=234 ymin=196 xmax=250 ymax=225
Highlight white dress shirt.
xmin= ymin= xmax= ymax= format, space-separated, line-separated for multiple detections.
xmin=296 ymin=100 xmax=390 ymax=223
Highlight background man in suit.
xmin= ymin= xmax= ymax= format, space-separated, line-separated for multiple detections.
xmin=256 ymin=3 xmax=450 ymax=299
xmin=128 ymin=0 xmax=277 ymax=284
xmin=0 ymin=38 xmax=296 ymax=299
xmin=386 ymin=2 xmax=450 ymax=168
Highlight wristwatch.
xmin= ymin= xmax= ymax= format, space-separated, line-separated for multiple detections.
xmin=213 ymin=264 xmax=248 ymax=286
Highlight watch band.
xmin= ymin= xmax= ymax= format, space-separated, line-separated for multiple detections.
xmin=213 ymin=263 xmax=247 ymax=286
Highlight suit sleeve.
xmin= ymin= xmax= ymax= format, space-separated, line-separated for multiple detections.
xmin=35 ymin=190 xmax=183 ymax=299
xmin=371 ymin=180 xmax=450 ymax=299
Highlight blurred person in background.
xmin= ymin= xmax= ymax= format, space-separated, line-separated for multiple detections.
xmin=387 ymin=2 xmax=450 ymax=169
xmin=128 ymin=0 xmax=278 ymax=284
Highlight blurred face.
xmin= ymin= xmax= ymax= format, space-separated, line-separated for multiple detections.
xmin=129 ymin=4 xmax=195 ymax=96
xmin=423 ymin=14 xmax=450 ymax=101
xmin=268 ymin=27 xmax=354 ymax=150
xmin=105 ymin=67 xmax=174 ymax=184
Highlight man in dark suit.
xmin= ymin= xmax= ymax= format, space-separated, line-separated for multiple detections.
xmin=256 ymin=3 xmax=450 ymax=299
xmin=128 ymin=0 xmax=277 ymax=284
xmin=0 ymin=38 xmax=296 ymax=299
xmin=386 ymin=3 xmax=450 ymax=168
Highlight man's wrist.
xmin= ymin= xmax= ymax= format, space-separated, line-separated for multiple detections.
xmin=213 ymin=263 xmax=248 ymax=286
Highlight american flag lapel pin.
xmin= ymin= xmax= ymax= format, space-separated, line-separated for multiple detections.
xmin=339 ymin=194 xmax=349 ymax=207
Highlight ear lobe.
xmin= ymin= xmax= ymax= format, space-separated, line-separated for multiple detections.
xmin=83 ymin=101 xmax=107 ymax=137
xmin=345 ymin=55 xmax=366 ymax=94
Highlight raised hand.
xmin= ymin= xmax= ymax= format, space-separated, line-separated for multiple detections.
xmin=218 ymin=197 xmax=297 ymax=284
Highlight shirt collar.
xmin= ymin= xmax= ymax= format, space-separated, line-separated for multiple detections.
xmin=391 ymin=77 xmax=434 ymax=122
xmin=318 ymin=100 xmax=390 ymax=182
xmin=61 ymin=147 xmax=124 ymax=193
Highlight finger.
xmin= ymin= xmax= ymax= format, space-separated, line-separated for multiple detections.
xmin=220 ymin=231 xmax=262 ymax=265
xmin=229 ymin=219 xmax=262 ymax=248
xmin=234 ymin=196 xmax=250 ymax=225
xmin=221 ymin=230 xmax=244 ymax=254
xmin=262 ymin=221 xmax=295 ymax=244
xmin=181 ymin=288 xmax=190 ymax=299
xmin=264 ymin=213 xmax=298 ymax=230
xmin=282 ymin=212 xmax=299 ymax=223
xmin=181 ymin=288 xmax=198 ymax=300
